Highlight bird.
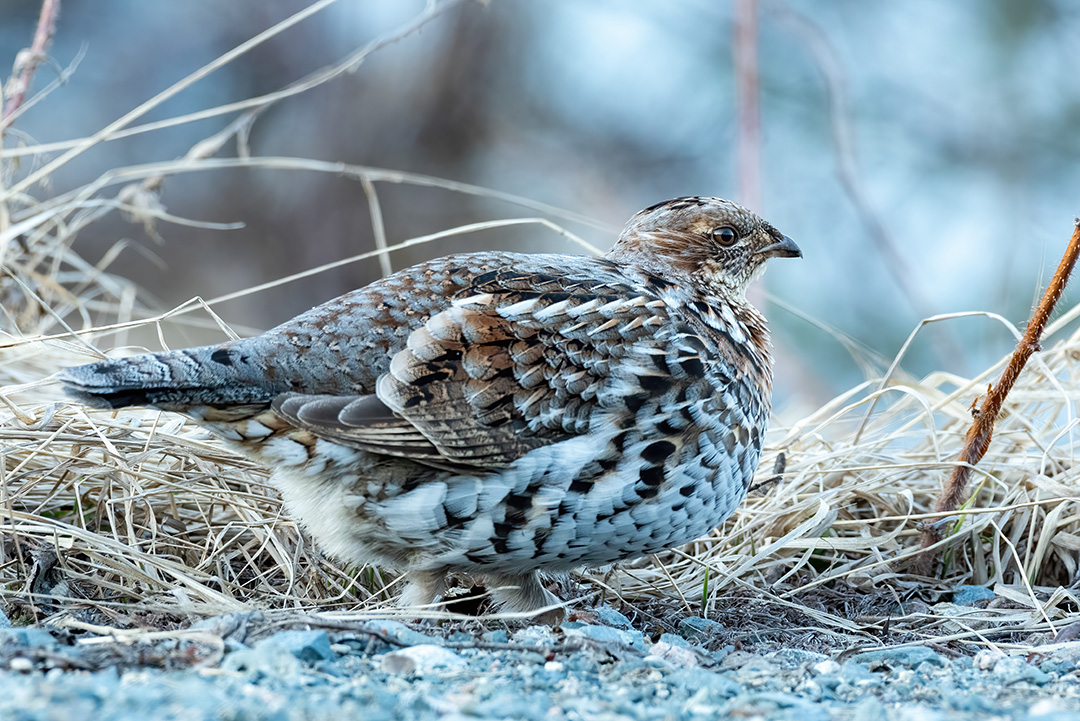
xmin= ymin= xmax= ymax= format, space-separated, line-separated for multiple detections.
xmin=58 ymin=196 xmax=800 ymax=622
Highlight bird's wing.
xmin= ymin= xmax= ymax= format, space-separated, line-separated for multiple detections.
xmin=271 ymin=392 xmax=455 ymax=467
xmin=271 ymin=266 xmax=685 ymax=470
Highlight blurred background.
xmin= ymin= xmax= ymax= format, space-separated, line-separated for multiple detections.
xmin=2 ymin=0 xmax=1078 ymax=413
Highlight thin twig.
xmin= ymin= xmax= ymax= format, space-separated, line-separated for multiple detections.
xmin=361 ymin=177 xmax=392 ymax=277
xmin=1 ymin=0 xmax=61 ymax=128
xmin=913 ymin=220 xmax=1080 ymax=575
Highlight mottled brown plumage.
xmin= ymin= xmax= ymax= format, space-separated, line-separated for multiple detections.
xmin=59 ymin=197 xmax=800 ymax=621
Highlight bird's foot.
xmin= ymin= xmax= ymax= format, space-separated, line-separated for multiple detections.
xmin=488 ymin=572 xmax=567 ymax=626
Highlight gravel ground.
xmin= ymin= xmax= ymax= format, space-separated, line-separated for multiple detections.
xmin=2 ymin=607 xmax=1080 ymax=721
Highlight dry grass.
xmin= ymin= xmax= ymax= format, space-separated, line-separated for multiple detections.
xmin=2 ymin=0 xmax=1079 ymax=654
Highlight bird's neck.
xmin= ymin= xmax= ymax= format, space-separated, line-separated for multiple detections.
xmin=603 ymin=253 xmax=774 ymax=380
xmin=688 ymin=286 xmax=775 ymax=394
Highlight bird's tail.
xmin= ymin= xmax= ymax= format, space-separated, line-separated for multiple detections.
xmin=57 ymin=341 xmax=282 ymax=411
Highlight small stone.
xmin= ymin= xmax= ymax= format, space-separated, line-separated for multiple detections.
xmin=992 ymin=656 xmax=1050 ymax=686
xmin=952 ymin=584 xmax=995 ymax=606
xmin=719 ymin=650 xmax=760 ymax=670
xmin=223 ymin=639 xmax=301 ymax=676
xmin=511 ymin=625 xmax=557 ymax=647
xmin=591 ymin=606 xmax=633 ymax=629
xmin=656 ymin=632 xmax=693 ymax=650
xmin=974 ymin=649 xmax=1005 ymax=671
xmin=811 ymin=659 xmax=841 ymax=676
xmin=362 ymin=619 xmax=438 ymax=647
xmin=270 ymin=629 xmax=334 ymax=662
xmin=840 ymin=661 xmax=881 ymax=687
xmin=709 ymin=645 xmax=734 ymax=665
xmin=380 ymin=645 xmax=466 ymax=675
xmin=647 ymin=640 xmax=700 ymax=668
xmin=769 ymin=648 xmax=827 ymax=668
xmin=677 ymin=616 xmax=722 ymax=643
xmin=482 ymin=629 xmax=508 ymax=644
xmin=1039 ymin=657 xmax=1075 ymax=675
xmin=446 ymin=631 xmax=473 ymax=644
xmin=734 ymin=657 xmax=780 ymax=685
xmin=850 ymin=646 xmax=945 ymax=669
xmin=1050 ymin=620 xmax=1080 ymax=644
xmin=9 ymin=657 xmax=32 ymax=672
xmin=565 ymin=624 xmax=646 ymax=651
xmin=570 ymin=624 xmax=621 ymax=644
xmin=643 ymin=654 xmax=675 ymax=670
xmin=914 ymin=660 xmax=940 ymax=675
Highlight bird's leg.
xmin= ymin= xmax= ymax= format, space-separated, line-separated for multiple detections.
xmin=397 ymin=569 xmax=447 ymax=613
xmin=488 ymin=571 xmax=566 ymax=625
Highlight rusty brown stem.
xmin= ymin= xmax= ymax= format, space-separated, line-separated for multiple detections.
xmin=912 ymin=220 xmax=1080 ymax=576
xmin=1 ymin=0 xmax=61 ymax=129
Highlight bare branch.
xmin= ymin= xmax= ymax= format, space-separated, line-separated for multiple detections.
xmin=1 ymin=0 xmax=61 ymax=129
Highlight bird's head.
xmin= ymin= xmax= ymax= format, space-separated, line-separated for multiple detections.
xmin=607 ymin=197 xmax=801 ymax=299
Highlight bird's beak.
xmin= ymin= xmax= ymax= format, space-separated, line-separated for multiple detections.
xmin=759 ymin=235 xmax=802 ymax=259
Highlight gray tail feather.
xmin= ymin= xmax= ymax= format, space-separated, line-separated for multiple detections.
xmin=58 ymin=341 xmax=280 ymax=411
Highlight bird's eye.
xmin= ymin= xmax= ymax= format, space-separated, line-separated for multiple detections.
xmin=711 ymin=226 xmax=738 ymax=246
